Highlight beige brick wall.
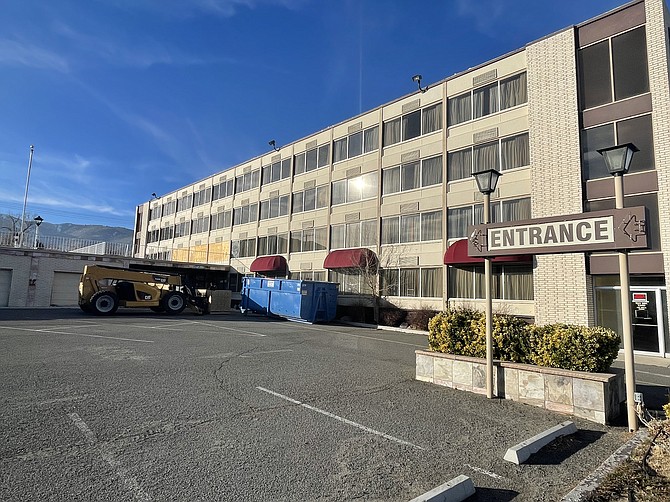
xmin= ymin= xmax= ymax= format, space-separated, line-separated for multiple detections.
xmin=645 ymin=0 xmax=670 ymax=343
xmin=526 ymin=28 xmax=592 ymax=325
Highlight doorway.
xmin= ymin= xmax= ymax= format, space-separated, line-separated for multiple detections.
xmin=595 ymin=284 xmax=668 ymax=357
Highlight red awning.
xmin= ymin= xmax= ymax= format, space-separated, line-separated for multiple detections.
xmin=250 ymin=255 xmax=287 ymax=273
xmin=323 ymin=248 xmax=378 ymax=270
xmin=443 ymin=239 xmax=532 ymax=265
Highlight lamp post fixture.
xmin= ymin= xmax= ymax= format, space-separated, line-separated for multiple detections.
xmin=472 ymin=167 xmax=501 ymax=399
xmin=19 ymin=145 xmax=35 ymax=248
xmin=597 ymin=143 xmax=639 ymax=432
xmin=33 ymin=215 xmax=43 ymax=249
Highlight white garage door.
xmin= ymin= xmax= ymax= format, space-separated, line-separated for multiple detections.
xmin=51 ymin=272 xmax=81 ymax=306
xmin=0 ymin=269 xmax=11 ymax=307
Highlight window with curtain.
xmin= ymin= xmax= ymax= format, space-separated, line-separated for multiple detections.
xmin=420 ymin=211 xmax=442 ymax=241
xmin=360 ymin=172 xmax=378 ymax=199
xmin=400 ymin=214 xmax=420 ymax=243
xmin=473 ymin=83 xmax=498 ymax=119
xmin=292 ymin=192 xmax=304 ymax=213
xmin=306 ymin=148 xmax=318 ymax=171
xmin=304 ymin=188 xmax=316 ymax=211
xmin=383 ymin=118 xmax=401 ymax=146
xmin=421 ymin=268 xmax=443 ymax=297
xmin=383 ymin=167 xmax=401 ymax=195
xmin=448 ymin=265 xmax=533 ymax=300
xmin=422 ymin=103 xmax=442 ymax=134
xmin=361 ymin=219 xmax=377 ymax=247
xmin=474 ymin=202 xmax=500 ymax=225
xmin=474 ymin=141 xmax=500 ymax=171
xmin=381 ymin=269 xmax=399 ymax=296
xmin=331 ymin=225 xmax=345 ymax=249
xmin=381 ymin=217 xmax=400 ymax=244
xmin=447 ymin=149 xmax=472 ymax=181
xmin=346 ymin=222 xmax=361 ymax=248
xmin=348 ymin=131 xmax=363 ymax=157
xmin=401 ymin=162 xmax=420 ymax=191
xmin=334 ymin=138 xmax=347 ymax=162
xmin=500 ymin=72 xmax=527 ymax=110
xmin=421 ymin=155 xmax=443 ymax=187
xmin=502 ymin=197 xmax=531 ymax=222
xmin=294 ymin=152 xmax=306 ymax=175
xmin=364 ymin=126 xmax=379 ymax=153
xmin=332 ymin=180 xmax=347 ymax=205
xmin=318 ymin=144 xmax=330 ymax=168
xmin=503 ymin=266 xmax=533 ymax=300
xmin=400 ymin=268 xmax=420 ymax=297
xmin=447 ymin=207 xmax=472 ymax=238
xmin=501 ymin=133 xmax=529 ymax=170
xmin=402 ymin=110 xmax=422 ymax=141
xmin=448 ymin=93 xmax=471 ymax=126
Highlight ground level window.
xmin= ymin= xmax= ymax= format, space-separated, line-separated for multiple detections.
xmin=448 ymin=264 xmax=533 ymax=300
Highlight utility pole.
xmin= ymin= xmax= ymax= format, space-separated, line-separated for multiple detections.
xmin=19 ymin=145 xmax=35 ymax=248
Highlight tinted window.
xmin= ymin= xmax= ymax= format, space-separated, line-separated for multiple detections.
xmin=616 ymin=115 xmax=654 ymax=173
xmin=581 ymin=124 xmax=615 ymax=180
xmin=612 ymin=27 xmax=649 ymax=101
xmin=579 ymin=40 xmax=612 ymax=109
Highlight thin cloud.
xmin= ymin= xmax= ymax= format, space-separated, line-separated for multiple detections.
xmin=0 ymin=39 xmax=69 ymax=72
xmin=101 ymin=0 xmax=308 ymax=18
xmin=455 ymin=0 xmax=504 ymax=34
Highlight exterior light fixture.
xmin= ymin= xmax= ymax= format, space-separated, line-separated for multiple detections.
xmin=411 ymin=74 xmax=428 ymax=93
xmin=472 ymin=166 xmax=502 ymax=400
xmin=33 ymin=215 xmax=43 ymax=248
xmin=597 ymin=142 xmax=639 ymax=432
xmin=596 ymin=143 xmax=639 ymax=175
xmin=472 ymin=168 xmax=501 ymax=195
xmin=151 ymin=192 xmax=160 ymax=200
xmin=33 ymin=215 xmax=43 ymax=226
xmin=269 ymin=140 xmax=280 ymax=152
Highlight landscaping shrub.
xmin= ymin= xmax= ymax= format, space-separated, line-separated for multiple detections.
xmin=529 ymin=323 xmax=622 ymax=372
xmin=379 ymin=308 xmax=406 ymax=327
xmin=428 ymin=307 xmax=620 ymax=372
xmin=405 ymin=309 xmax=439 ymax=331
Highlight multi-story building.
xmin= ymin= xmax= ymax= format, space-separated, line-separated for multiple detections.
xmin=134 ymin=0 xmax=670 ymax=358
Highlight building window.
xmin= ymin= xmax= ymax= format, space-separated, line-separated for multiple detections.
xmin=211 ymin=209 xmax=232 ymax=231
xmin=448 ymin=264 xmax=533 ymax=300
xmin=328 ymin=270 xmax=373 ymax=294
xmin=289 ymin=227 xmax=327 ymax=253
xmin=383 ymin=102 xmax=443 ymax=147
xmin=448 ymin=72 xmax=527 ymax=126
xmin=177 ymin=194 xmax=193 ymax=212
xmin=232 ymin=203 xmax=259 ymax=226
xmin=161 ymin=200 xmax=176 ymax=217
xmin=257 ymin=233 xmax=288 ymax=256
xmin=290 ymin=270 xmax=327 ymax=281
xmin=382 ymin=155 xmax=443 ymax=195
xmin=447 ymin=132 xmax=529 ymax=182
xmin=447 ymin=197 xmax=531 ymax=239
xmin=578 ymin=26 xmax=649 ymax=110
xmin=581 ymin=114 xmax=654 ymax=180
xmin=333 ymin=125 xmax=379 ymax=163
xmin=259 ymin=195 xmax=289 ymax=220
xmin=292 ymin=185 xmax=329 ymax=213
xmin=380 ymin=267 xmax=443 ymax=298
xmin=193 ymin=188 xmax=212 ymax=207
xmin=212 ymin=179 xmax=234 ymax=201
xmin=262 ymin=159 xmax=291 ymax=185
xmin=330 ymin=219 xmax=377 ymax=249
xmin=174 ymin=221 xmax=191 ymax=238
xmin=234 ymin=170 xmax=261 ymax=194
xmin=159 ymin=225 xmax=174 ymax=241
xmin=331 ymin=172 xmax=378 ymax=205
xmin=231 ymin=238 xmax=256 ymax=258
xmin=294 ymin=143 xmax=331 ymax=175
xmin=191 ymin=215 xmax=210 ymax=234
xmin=381 ymin=210 xmax=442 ymax=245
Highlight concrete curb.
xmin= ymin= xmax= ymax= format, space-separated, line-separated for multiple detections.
xmin=337 ymin=320 xmax=429 ymax=336
xmin=560 ymin=429 xmax=649 ymax=502
xmin=408 ymin=475 xmax=475 ymax=502
xmin=504 ymin=421 xmax=578 ymax=465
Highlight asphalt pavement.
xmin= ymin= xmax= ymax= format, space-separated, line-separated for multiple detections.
xmin=0 ymin=308 xmax=660 ymax=501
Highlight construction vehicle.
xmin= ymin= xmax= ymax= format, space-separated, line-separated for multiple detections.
xmin=78 ymin=265 xmax=209 ymax=316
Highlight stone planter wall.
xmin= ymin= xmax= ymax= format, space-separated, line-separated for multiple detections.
xmin=416 ymin=350 xmax=625 ymax=425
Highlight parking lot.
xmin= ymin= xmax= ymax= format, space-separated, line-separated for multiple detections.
xmin=0 ymin=309 xmax=632 ymax=501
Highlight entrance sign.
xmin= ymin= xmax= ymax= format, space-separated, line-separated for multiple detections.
xmin=468 ymin=206 xmax=647 ymax=257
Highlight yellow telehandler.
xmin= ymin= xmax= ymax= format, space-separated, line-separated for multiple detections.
xmin=78 ymin=265 xmax=209 ymax=315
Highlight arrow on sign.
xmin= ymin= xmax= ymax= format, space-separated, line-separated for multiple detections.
xmin=620 ymin=213 xmax=646 ymax=243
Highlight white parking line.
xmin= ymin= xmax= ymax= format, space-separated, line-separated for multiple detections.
xmin=239 ymin=349 xmax=294 ymax=358
xmin=38 ymin=394 xmax=90 ymax=406
xmin=0 ymin=325 xmax=154 ymax=343
xmin=464 ymin=463 xmax=505 ymax=480
xmin=298 ymin=325 xmax=425 ymax=347
xmin=68 ymin=413 xmax=151 ymax=501
xmin=256 ymin=386 xmax=424 ymax=450
xmin=190 ymin=320 xmax=267 ymax=338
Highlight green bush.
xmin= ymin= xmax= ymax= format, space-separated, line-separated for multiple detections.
xmin=428 ymin=307 xmax=620 ymax=373
xmin=529 ymin=324 xmax=620 ymax=372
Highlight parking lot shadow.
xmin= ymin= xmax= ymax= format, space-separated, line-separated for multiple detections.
xmin=524 ymin=429 xmax=605 ymax=465
xmin=471 ymin=487 xmax=519 ymax=501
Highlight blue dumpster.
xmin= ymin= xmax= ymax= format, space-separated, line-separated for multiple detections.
xmin=240 ymin=277 xmax=338 ymax=323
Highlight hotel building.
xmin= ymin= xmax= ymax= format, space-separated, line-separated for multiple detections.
xmin=134 ymin=0 xmax=670 ymax=358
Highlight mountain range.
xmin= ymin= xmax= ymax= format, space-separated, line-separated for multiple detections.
xmin=0 ymin=214 xmax=133 ymax=244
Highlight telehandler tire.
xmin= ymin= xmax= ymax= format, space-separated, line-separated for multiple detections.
xmin=161 ymin=291 xmax=186 ymax=315
xmin=90 ymin=291 xmax=119 ymax=315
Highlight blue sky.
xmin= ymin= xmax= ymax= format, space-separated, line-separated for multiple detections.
xmin=0 ymin=0 xmax=627 ymax=229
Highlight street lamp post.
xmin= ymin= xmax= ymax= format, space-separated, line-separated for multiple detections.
xmin=472 ymin=168 xmax=501 ymax=399
xmin=19 ymin=145 xmax=35 ymax=248
xmin=597 ymin=143 xmax=639 ymax=432
xmin=33 ymin=215 xmax=43 ymax=248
